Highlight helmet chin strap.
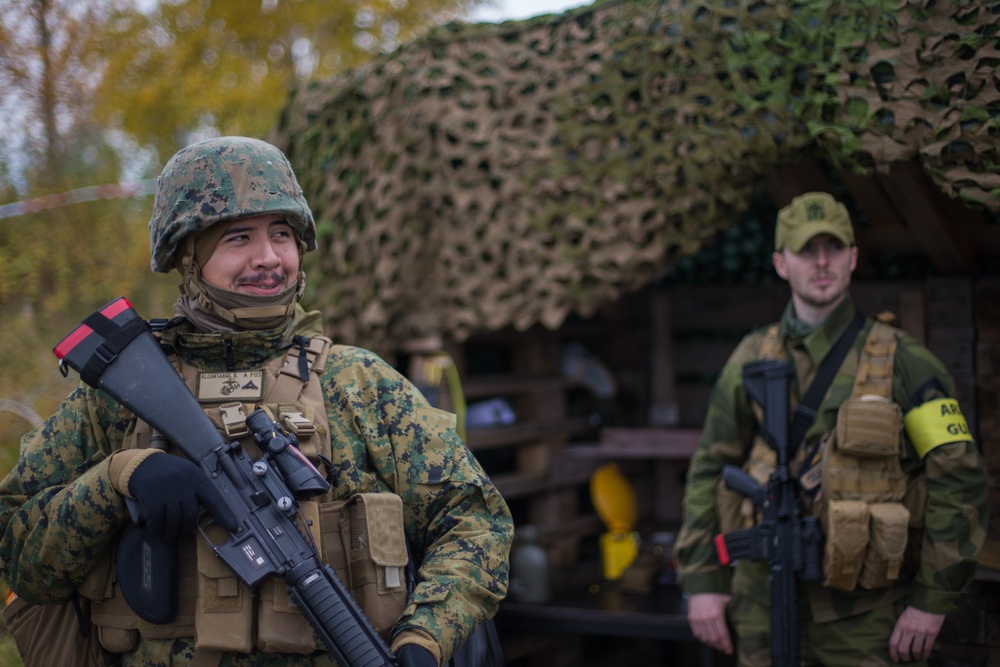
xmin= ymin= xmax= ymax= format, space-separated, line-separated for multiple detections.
xmin=174 ymin=236 xmax=304 ymax=331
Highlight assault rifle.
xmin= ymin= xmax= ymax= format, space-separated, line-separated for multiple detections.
xmin=54 ymin=298 xmax=398 ymax=667
xmin=713 ymin=359 xmax=823 ymax=667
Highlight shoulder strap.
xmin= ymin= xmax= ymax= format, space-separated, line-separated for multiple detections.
xmin=788 ymin=311 xmax=865 ymax=451
xmin=269 ymin=335 xmax=333 ymax=401
xmin=851 ymin=320 xmax=899 ymax=399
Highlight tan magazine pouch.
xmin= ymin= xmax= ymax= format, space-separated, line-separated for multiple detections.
xmin=340 ymin=493 xmax=410 ymax=640
xmin=195 ymin=523 xmax=252 ymax=653
xmin=821 ymin=499 xmax=870 ymax=591
xmin=820 ymin=394 xmax=908 ymax=592
xmin=256 ymin=579 xmax=318 ymax=654
xmin=257 ymin=493 xmax=410 ymax=650
xmin=858 ymin=502 xmax=910 ymax=590
xmin=256 ymin=501 xmax=324 ymax=653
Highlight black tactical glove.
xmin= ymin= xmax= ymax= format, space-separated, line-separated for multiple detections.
xmin=397 ymin=644 xmax=437 ymax=667
xmin=127 ymin=454 xmax=237 ymax=542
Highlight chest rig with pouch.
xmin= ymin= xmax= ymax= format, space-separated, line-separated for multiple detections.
xmin=717 ymin=314 xmax=914 ymax=593
xmin=86 ymin=335 xmax=410 ymax=664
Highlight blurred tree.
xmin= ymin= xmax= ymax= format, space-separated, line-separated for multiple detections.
xmin=0 ymin=0 xmax=482 ymax=451
xmin=94 ymin=0 xmax=484 ymax=159
xmin=2 ymin=0 xmax=483 ymax=190
xmin=0 ymin=0 xmax=482 ymax=310
xmin=0 ymin=1 xmax=136 ymax=190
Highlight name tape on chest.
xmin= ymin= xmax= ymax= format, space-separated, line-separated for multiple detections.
xmin=196 ymin=371 xmax=266 ymax=402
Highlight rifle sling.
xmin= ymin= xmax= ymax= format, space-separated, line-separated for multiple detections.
xmin=787 ymin=310 xmax=865 ymax=456
xmin=79 ymin=312 xmax=151 ymax=387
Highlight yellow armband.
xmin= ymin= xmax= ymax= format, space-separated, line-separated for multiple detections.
xmin=903 ymin=398 xmax=972 ymax=458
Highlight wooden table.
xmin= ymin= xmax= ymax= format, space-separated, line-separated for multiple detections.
xmin=496 ymin=582 xmax=722 ymax=666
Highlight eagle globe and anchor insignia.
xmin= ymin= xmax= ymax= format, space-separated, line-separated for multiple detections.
xmin=196 ymin=371 xmax=266 ymax=401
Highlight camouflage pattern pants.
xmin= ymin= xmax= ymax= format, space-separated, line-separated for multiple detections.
xmin=729 ymin=593 xmax=924 ymax=667
xmin=120 ymin=639 xmax=343 ymax=666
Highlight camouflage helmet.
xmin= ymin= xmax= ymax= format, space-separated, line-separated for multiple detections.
xmin=149 ymin=136 xmax=316 ymax=273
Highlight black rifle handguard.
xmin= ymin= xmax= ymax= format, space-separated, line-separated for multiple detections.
xmin=713 ymin=359 xmax=823 ymax=667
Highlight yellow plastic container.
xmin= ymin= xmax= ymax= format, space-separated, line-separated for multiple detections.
xmin=599 ymin=530 xmax=640 ymax=580
xmin=590 ymin=463 xmax=640 ymax=580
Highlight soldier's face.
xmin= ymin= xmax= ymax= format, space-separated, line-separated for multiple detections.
xmin=772 ymin=234 xmax=857 ymax=309
xmin=201 ymin=215 xmax=300 ymax=295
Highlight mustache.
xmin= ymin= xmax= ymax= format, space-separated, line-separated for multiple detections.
xmin=236 ymin=272 xmax=286 ymax=286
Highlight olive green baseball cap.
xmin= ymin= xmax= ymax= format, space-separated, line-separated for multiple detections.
xmin=774 ymin=192 xmax=854 ymax=253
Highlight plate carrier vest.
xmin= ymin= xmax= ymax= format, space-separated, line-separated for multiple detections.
xmin=80 ymin=335 xmax=410 ymax=666
xmin=717 ymin=315 xmax=922 ymax=592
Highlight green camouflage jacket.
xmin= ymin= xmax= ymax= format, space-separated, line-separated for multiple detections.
xmin=676 ymin=295 xmax=988 ymax=622
xmin=0 ymin=307 xmax=513 ymax=666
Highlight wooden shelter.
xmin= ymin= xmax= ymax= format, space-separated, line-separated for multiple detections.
xmin=272 ymin=1 xmax=1000 ymax=663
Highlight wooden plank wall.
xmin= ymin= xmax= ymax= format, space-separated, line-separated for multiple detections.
xmin=975 ymin=278 xmax=1000 ymax=539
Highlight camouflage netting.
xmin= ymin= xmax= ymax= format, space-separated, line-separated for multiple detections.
xmin=272 ymin=0 xmax=1000 ymax=354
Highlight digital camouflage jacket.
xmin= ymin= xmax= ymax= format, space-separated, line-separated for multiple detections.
xmin=0 ymin=307 xmax=513 ymax=666
xmin=676 ymin=296 xmax=988 ymax=622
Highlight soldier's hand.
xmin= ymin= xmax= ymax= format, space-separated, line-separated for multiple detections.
xmin=889 ymin=606 xmax=944 ymax=663
xmin=687 ymin=592 xmax=733 ymax=655
xmin=127 ymin=453 xmax=237 ymax=541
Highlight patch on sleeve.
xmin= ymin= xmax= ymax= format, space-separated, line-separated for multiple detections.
xmin=908 ymin=377 xmax=948 ymax=407
xmin=903 ymin=398 xmax=973 ymax=458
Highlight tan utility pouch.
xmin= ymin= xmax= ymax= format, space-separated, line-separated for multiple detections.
xmin=3 ymin=594 xmax=114 ymax=667
xmin=257 ymin=501 xmax=323 ymax=654
xmin=340 ymin=493 xmax=409 ymax=641
xmin=91 ymin=590 xmax=140 ymax=654
xmin=823 ymin=396 xmax=907 ymax=507
xmin=256 ymin=578 xmax=318 ymax=654
xmin=835 ymin=396 xmax=901 ymax=458
xmin=822 ymin=500 xmax=870 ymax=591
xmin=84 ymin=543 xmax=140 ymax=655
xmin=195 ymin=523 xmax=253 ymax=653
xmin=859 ymin=503 xmax=910 ymax=590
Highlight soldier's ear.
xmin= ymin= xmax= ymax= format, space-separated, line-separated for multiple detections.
xmin=772 ymin=250 xmax=789 ymax=281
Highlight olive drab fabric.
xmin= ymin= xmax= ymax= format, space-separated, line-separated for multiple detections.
xmin=149 ymin=136 xmax=316 ymax=273
xmin=676 ymin=295 xmax=989 ymax=623
xmin=0 ymin=307 xmax=513 ymax=666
